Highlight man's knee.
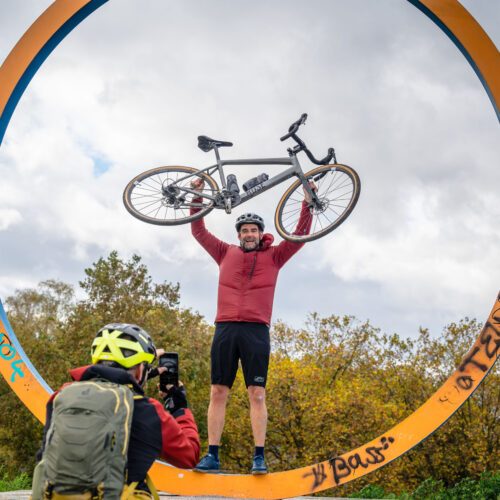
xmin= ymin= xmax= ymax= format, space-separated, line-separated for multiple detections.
xmin=210 ymin=384 xmax=230 ymax=404
xmin=248 ymin=386 xmax=266 ymax=406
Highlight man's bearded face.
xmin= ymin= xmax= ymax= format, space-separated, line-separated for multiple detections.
xmin=238 ymin=224 xmax=262 ymax=251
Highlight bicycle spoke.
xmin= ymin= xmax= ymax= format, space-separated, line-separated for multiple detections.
xmin=132 ymin=197 xmax=164 ymax=206
xmin=134 ymin=183 xmax=162 ymax=194
xmin=326 ymin=205 xmax=341 ymax=218
xmin=323 ymin=181 xmax=352 ymax=198
xmin=144 ymin=201 xmax=165 ymax=216
xmin=135 ymin=182 xmax=162 ymax=194
xmin=153 ymin=202 xmax=163 ymax=219
xmin=132 ymin=196 xmax=162 ymax=207
xmin=281 ymin=209 xmax=301 ymax=224
xmin=149 ymin=175 xmax=163 ymax=187
xmin=136 ymin=196 xmax=164 ymax=210
xmin=131 ymin=191 xmax=163 ymax=199
xmin=319 ymin=211 xmax=334 ymax=226
xmin=281 ymin=206 xmax=302 ymax=217
xmin=312 ymin=215 xmax=319 ymax=234
xmin=320 ymin=172 xmax=347 ymax=195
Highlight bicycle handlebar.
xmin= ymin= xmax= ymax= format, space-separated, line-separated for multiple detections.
xmin=280 ymin=114 xmax=336 ymax=165
xmin=280 ymin=113 xmax=308 ymax=142
xmin=304 ymin=147 xmax=336 ymax=166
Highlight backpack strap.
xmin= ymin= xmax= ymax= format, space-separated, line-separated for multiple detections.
xmin=120 ymin=476 xmax=158 ymax=500
xmin=146 ymin=474 xmax=159 ymax=500
xmin=120 ymin=482 xmax=139 ymax=499
xmin=42 ymin=483 xmax=104 ymax=500
xmin=45 ymin=491 xmax=98 ymax=499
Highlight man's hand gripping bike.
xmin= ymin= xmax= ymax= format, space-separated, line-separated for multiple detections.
xmin=123 ymin=114 xmax=360 ymax=242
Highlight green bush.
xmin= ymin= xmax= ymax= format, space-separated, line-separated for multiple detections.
xmin=349 ymin=484 xmax=397 ymax=498
xmin=0 ymin=466 xmax=31 ymax=492
xmin=348 ymin=472 xmax=500 ymax=499
xmin=448 ymin=471 xmax=500 ymax=500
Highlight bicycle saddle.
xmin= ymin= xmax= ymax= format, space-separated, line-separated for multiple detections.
xmin=197 ymin=135 xmax=233 ymax=153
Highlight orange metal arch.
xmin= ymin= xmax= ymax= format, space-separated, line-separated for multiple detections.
xmin=0 ymin=1 xmax=499 ymax=498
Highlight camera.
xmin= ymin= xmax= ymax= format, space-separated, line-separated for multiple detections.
xmin=159 ymin=352 xmax=179 ymax=391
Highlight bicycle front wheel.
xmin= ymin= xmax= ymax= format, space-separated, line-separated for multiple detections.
xmin=275 ymin=164 xmax=360 ymax=242
xmin=123 ymin=166 xmax=219 ymax=225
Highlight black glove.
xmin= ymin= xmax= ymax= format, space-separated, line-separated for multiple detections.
xmin=147 ymin=366 xmax=160 ymax=379
xmin=163 ymin=385 xmax=188 ymax=416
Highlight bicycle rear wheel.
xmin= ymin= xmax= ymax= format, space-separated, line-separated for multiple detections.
xmin=275 ymin=164 xmax=360 ymax=242
xmin=123 ymin=166 xmax=219 ymax=225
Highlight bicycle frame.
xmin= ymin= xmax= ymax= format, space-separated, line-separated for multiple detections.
xmin=172 ymin=149 xmax=316 ymax=209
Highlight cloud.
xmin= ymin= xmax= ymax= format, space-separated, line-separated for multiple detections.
xmin=0 ymin=0 xmax=498 ymax=337
xmin=0 ymin=209 xmax=22 ymax=231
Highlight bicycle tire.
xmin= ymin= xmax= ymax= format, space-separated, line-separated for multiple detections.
xmin=123 ymin=165 xmax=219 ymax=225
xmin=275 ymin=164 xmax=360 ymax=242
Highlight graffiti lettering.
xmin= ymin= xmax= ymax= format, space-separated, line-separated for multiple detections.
xmin=456 ymin=375 xmax=474 ymax=390
xmin=302 ymin=463 xmax=327 ymax=490
xmin=439 ymin=385 xmax=460 ymax=404
xmin=461 ymin=323 xmax=498 ymax=371
xmin=492 ymin=306 xmax=500 ymax=324
xmin=458 ymin=346 xmax=488 ymax=373
xmin=329 ymin=436 xmax=395 ymax=485
xmin=452 ymin=303 xmax=500 ymax=394
xmin=0 ymin=331 xmax=25 ymax=382
xmin=0 ymin=343 xmax=16 ymax=360
xmin=479 ymin=322 xmax=500 ymax=360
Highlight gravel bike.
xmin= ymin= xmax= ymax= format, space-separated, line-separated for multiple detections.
xmin=123 ymin=114 xmax=360 ymax=242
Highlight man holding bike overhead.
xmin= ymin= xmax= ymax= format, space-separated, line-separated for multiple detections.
xmin=190 ymin=178 xmax=315 ymax=474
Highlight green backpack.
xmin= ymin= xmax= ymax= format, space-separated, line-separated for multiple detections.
xmin=32 ymin=379 xmax=135 ymax=500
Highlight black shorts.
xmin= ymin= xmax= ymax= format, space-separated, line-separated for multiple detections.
xmin=211 ymin=322 xmax=270 ymax=389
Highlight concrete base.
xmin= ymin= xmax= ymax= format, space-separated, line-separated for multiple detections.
xmin=0 ymin=492 xmax=352 ymax=500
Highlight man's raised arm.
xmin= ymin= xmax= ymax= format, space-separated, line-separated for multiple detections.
xmin=273 ymin=182 xmax=315 ymax=268
xmin=190 ymin=178 xmax=228 ymax=264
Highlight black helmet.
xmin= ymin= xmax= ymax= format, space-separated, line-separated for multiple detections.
xmin=91 ymin=323 xmax=157 ymax=369
xmin=235 ymin=213 xmax=265 ymax=232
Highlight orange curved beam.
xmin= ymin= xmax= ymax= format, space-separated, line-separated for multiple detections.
xmin=0 ymin=0 xmax=108 ymax=144
xmin=409 ymin=0 xmax=499 ymax=120
xmin=0 ymin=0 xmax=499 ymax=498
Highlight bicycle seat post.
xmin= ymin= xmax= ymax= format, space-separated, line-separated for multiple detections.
xmin=212 ymin=145 xmax=227 ymax=189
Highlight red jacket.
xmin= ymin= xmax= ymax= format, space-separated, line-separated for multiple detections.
xmin=191 ymin=201 xmax=312 ymax=325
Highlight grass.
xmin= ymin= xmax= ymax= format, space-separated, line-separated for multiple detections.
xmin=0 ymin=467 xmax=31 ymax=492
xmin=348 ymin=471 xmax=500 ymax=499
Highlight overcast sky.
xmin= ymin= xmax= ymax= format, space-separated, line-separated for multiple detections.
xmin=0 ymin=0 xmax=498 ymax=339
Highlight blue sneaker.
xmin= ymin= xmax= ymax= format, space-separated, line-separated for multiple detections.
xmin=194 ymin=453 xmax=220 ymax=473
xmin=251 ymin=455 xmax=268 ymax=475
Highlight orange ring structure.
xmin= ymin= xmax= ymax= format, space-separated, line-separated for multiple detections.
xmin=0 ymin=1 xmax=499 ymax=498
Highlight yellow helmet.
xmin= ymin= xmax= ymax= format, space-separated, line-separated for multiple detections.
xmin=91 ymin=323 xmax=156 ymax=369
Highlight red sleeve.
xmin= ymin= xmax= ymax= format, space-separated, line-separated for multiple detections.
xmin=149 ymin=399 xmax=200 ymax=469
xmin=190 ymin=199 xmax=229 ymax=264
xmin=273 ymin=200 xmax=312 ymax=268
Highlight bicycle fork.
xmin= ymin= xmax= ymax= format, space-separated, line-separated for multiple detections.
xmin=296 ymin=169 xmax=323 ymax=210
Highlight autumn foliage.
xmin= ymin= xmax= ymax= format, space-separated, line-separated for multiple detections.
xmin=0 ymin=252 xmax=498 ymax=496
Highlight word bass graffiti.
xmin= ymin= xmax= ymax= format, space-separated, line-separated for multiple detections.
xmin=329 ymin=436 xmax=395 ymax=485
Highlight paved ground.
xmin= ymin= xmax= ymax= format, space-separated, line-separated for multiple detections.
xmin=1 ymin=495 xmax=346 ymax=499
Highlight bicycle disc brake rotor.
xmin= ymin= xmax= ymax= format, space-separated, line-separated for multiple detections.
xmin=161 ymin=180 xmax=182 ymax=206
xmin=312 ymin=196 xmax=330 ymax=214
